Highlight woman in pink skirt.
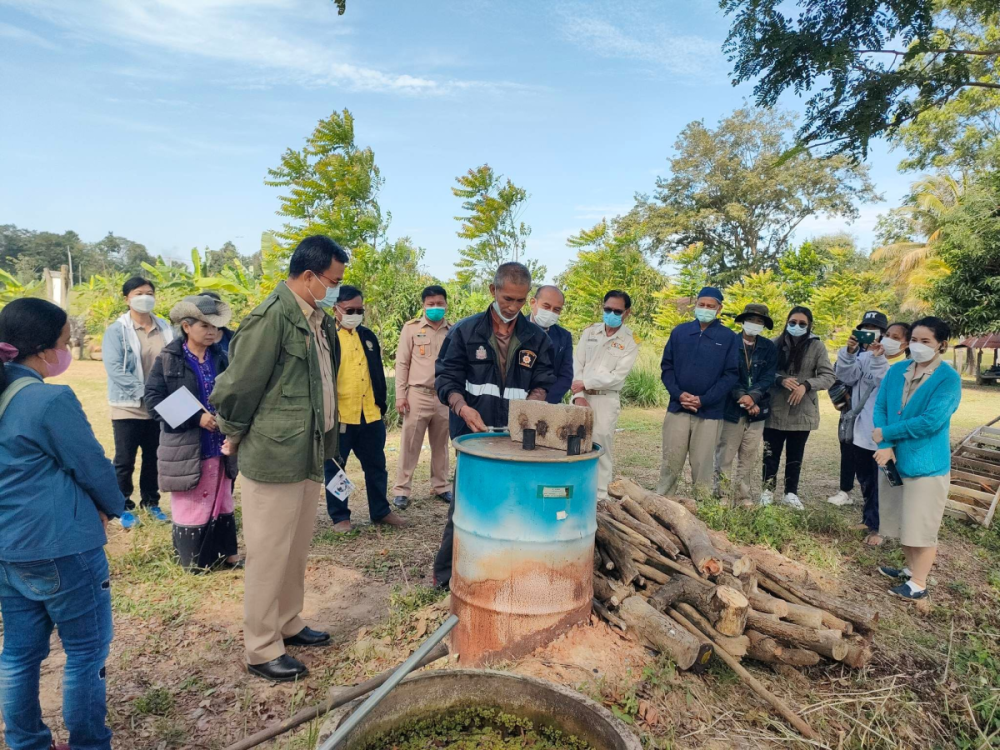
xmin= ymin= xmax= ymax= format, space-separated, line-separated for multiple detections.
xmin=145 ymin=295 xmax=240 ymax=570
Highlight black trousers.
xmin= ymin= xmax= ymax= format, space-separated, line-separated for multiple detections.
xmin=112 ymin=419 xmax=161 ymax=510
xmin=839 ymin=439 xmax=857 ymax=493
xmin=324 ymin=416 xmax=391 ymax=524
xmin=433 ymin=496 xmax=456 ymax=589
xmin=762 ymin=428 xmax=810 ymax=496
xmin=852 ymin=444 xmax=880 ymax=531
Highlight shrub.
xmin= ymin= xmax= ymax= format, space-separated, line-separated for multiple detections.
xmin=621 ymin=349 xmax=667 ymax=408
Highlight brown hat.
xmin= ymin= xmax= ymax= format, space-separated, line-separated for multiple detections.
xmin=170 ymin=294 xmax=232 ymax=328
xmin=734 ymin=303 xmax=774 ymax=330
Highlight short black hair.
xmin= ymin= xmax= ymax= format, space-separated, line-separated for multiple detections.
xmin=337 ymin=285 xmax=363 ymax=303
xmin=604 ymin=290 xmax=631 ymax=309
xmin=0 ymin=298 xmax=68 ymax=396
xmin=421 ymin=285 xmax=448 ymax=302
xmin=122 ymin=276 xmax=155 ymax=297
xmin=910 ymin=316 xmax=951 ymax=344
xmin=288 ymin=235 xmax=349 ymax=277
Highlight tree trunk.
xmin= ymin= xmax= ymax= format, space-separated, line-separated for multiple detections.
xmin=616 ymin=595 xmax=712 ymax=671
xmin=615 ymin=498 xmax=681 ymax=559
xmin=651 ymin=578 xmax=749 ymax=637
xmin=746 ymin=611 xmax=848 ymax=661
xmin=610 ymin=478 xmax=723 ymax=577
xmin=636 ymin=563 xmax=670 ymax=585
xmin=676 ymin=603 xmax=749 ymax=658
xmin=595 ymin=525 xmax=641 ymax=587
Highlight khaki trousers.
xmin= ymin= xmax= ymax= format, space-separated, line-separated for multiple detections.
xmin=241 ymin=476 xmax=321 ymax=665
xmin=656 ymin=410 xmax=722 ymax=498
xmin=392 ymin=387 xmax=451 ymax=497
xmin=589 ymin=392 xmax=621 ymax=500
xmin=714 ymin=417 xmax=764 ymax=502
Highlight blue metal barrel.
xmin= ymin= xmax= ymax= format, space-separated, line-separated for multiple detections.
xmin=449 ymin=433 xmax=602 ymax=665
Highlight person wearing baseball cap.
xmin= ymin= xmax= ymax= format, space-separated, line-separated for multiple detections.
xmin=714 ymin=303 xmax=778 ymax=505
xmin=657 ymin=286 xmax=739 ymax=499
xmin=828 ymin=310 xmax=890 ymax=509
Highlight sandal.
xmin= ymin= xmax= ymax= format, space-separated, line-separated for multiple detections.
xmin=863 ymin=533 xmax=883 ymax=547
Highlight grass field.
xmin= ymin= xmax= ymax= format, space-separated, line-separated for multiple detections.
xmin=9 ymin=359 xmax=1000 ymax=749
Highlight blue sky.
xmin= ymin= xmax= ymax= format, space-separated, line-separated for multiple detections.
xmin=0 ymin=0 xmax=917 ymax=282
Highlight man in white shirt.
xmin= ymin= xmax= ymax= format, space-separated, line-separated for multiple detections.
xmin=570 ymin=290 xmax=640 ymax=500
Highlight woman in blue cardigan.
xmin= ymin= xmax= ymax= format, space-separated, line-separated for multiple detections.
xmin=872 ymin=317 xmax=962 ymax=601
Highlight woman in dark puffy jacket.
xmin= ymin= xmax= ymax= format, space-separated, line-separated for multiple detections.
xmin=145 ymin=295 xmax=240 ymax=570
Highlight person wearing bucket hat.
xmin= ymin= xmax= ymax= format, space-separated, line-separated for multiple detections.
xmin=828 ymin=310 xmax=890 ymax=509
xmin=145 ymin=295 xmax=241 ymax=572
xmin=714 ymin=303 xmax=778 ymax=505
xmin=657 ymin=286 xmax=739 ymax=499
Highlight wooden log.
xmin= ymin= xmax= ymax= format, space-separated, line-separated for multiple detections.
xmin=593 ymin=546 xmax=602 ymax=571
xmin=757 ymin=575 xmax=809 ymax=607
xmin=609 ymin=476 xmax=699 ymax=514
xmin=745 ymin=630 xmax=821 ymax=667
xmin=747 ymin=590 xmax=789 ymax=619
xmin=651 ymin=578 xmax=749 ymax=637
xmin=593 ymin=598 xmax=627 ymax=632
xmin=783 ymin=602 xmax=825 ymax=630
xmin=598 ymin=511 xmax=650 ymax=547
xmin=821 ymin=611 xmax=853 ymax=636
xmin=636 ymin=563 xmax=670 ymax=585
xmin=746 ymin=611 xmax=848 ymax=661
xmin=596 ymin=526 xmax=640 ymax=587
xmin=677 ymin=603 xmax=749 ymax=658
xmin=667 ymin=609 xmax=819 ymax=741
xmin=752 ymin=561 xmax=877 ymax=634
xmin=610 ymin=478 xmax=724 ymax=577
xmin=716 ymin=572 xmax=744 ymax=593
xmin=593 ymin=573 xmax=630 ymax=608
xmin=731 ymin=556 xmax=758 ymax=593
xmin=613 ymin=498 xmax=681 ymax=559
xmin=598 ymin=547 xmax=615 ymax=572
xmin=843 ymin=635 xmax=874 ymax=669
xmin=616 ymin=595 xmax=712 ymax=671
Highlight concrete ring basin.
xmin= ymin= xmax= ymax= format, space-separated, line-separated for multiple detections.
xmin=317 ymin=669 xmax=642 ymax=750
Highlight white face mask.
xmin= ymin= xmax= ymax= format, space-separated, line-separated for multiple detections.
xmin=908 ymin=341 xmax=938 ymax=363
xmin=533 ymin=309 xmax=560 ymax=329
xmin=129 ymin=295 xmax=156 ymax=314
xmin=340 ymin=313 xmax=364 ymax=330
xmin=492 ymin=301 xmax=519 ymax=324
xmin=742 ymin=322 xmax=765 ymax=337
xmin=881 ymin=338 xmax=903 ymax=357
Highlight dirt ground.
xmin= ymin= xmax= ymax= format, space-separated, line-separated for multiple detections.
xmin=4 ymin=360 xmax=1000 ymax=750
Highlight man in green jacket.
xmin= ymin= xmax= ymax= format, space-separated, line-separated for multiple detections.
xmin=211 ymin=235 xmax=346 ymax=682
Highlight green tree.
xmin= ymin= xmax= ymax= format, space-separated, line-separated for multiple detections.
xmin=555 ymin=220 xmax=666 ymax=338
xmin=452 ymin=164 xmax=542 ymax=285
xmin=343 ymin=238 xmax=435 ymax=363
xmin=811 ymin=270 xmax=896 ymax=346
xmin=266 ymin=108 xmax=387 ymax=253
xmin=722 ymin=270 xmax=790 ymax=333
xmin=931 ymin=172 xmax=1000 ymax=335
xmin=89 ymin=232 xmax=155 ymax=277
xmin=722 ymin=0 xmax=1000 ymax=158
xmin=778 ymin=234 xmax=860 ymax=305
xmin=632 ymin=107 xmax=878 ymax=284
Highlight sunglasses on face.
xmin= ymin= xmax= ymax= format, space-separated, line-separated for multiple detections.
xmin=340 ymin=307 xmax=364 ymax=315
xmin=603 ymin=307 xmax=625 ymax=314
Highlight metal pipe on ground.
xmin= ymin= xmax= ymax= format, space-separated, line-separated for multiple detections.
xmin=223 ymin=637 xmax=452 ymax=750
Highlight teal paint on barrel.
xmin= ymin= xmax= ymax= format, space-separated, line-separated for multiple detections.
xmin=449 ymin=433 xmax=602 ymax=665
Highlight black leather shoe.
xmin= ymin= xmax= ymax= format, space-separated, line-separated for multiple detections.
xmin=393 ymin=495 xmax=409 ymax=510
xmin=247 ymin=655 xmax=308 ymax=682
xmin=283 ymin=627 xmax=331 ymax=648
xmin=436 ymin=491 xmax=454 ymax=504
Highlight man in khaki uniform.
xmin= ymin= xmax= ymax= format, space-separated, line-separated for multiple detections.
xmin=570 ymin=290 xmax=639 ymax=500
xmin=212 ymin=235 xmax=346 ymax=683
xmin=392 ymin=285 xmax=453 ymax=509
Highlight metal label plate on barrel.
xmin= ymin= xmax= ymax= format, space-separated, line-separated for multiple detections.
xmin=537 ymin=485 xmax=573 ymax=499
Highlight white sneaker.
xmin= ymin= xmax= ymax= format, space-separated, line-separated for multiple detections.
xmin=826 ymin=490 xmax=852 ymax=507
xmin=781 ymin=492 xmax=805 ymax=510
xmin=758 ymin=490 xmax=774 ymax=507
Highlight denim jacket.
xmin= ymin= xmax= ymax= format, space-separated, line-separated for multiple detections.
xmin=0 ymin=364 xmax=126 ymax=562
xmin=101 ymin=312 xmax=174 ymax=408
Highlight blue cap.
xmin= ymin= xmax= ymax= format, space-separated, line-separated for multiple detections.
xmin=697 ymin=286 xmax=723 ymax=303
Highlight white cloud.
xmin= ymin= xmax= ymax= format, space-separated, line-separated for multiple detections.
xmin=555 ymin=1 xmax=723 ymax=80
xmin=2 ymin=0 xmax=525 ymax=96
xmin=0 ymin=20 xmax=57 ymax=49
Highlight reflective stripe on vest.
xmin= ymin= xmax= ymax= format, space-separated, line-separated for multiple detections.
xmin=464 ymin=381 xmax=528 ymax=401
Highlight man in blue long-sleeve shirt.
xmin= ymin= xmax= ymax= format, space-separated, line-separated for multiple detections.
xmin=529 ymin=285 xmax=573 ymax=404
xmin=656 ymin=286 xmax=739 ymax=499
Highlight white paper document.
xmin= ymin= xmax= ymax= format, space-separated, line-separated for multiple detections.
xmin=326 ymin=468 xmax=356 ymax=501
xmin=152 ymin=386 xmax=205 ymax=429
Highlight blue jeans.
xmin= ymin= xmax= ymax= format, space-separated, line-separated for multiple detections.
xmin=325 ymin=416 xmax=391 ymax=524
xmin=0 ymin=548 xmax=113 ymax=750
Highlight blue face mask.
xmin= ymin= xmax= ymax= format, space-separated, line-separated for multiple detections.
xmin=425 ymin=306 xmax=446 ymax=322
xmin=694 ymin=308 xmax=718 ymax=324
xmin=603 ymin=311 xmax=623 ymax=329
xmin=310 ymin=274 xmax=340 ymax=309
xmin=786 ymin=322 xmax=808 ymax=337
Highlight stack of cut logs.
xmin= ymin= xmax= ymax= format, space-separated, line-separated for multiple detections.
xmin=594 ymin=478 xmax=878 ymax=674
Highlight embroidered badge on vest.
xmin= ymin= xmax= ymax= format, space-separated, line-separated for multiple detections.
xmin=476 ymin=346 xmax=488 ymax=360
xmin=519 ymin=350 xmax=537 ymax=368
xmin=366 ymin=340 xmax=374 ymax=351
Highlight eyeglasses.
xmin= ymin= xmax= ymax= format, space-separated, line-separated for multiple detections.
xmin=603 ymin=307 xmax=625 ymax=314
xmin=314 ymin=272 xmax=341 ymax=288
xmin=340 ymin=307 xmax=364 ymax=316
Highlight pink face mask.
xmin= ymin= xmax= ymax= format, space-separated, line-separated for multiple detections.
xmin=41 ymin=347 xmax=72 ymax=378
